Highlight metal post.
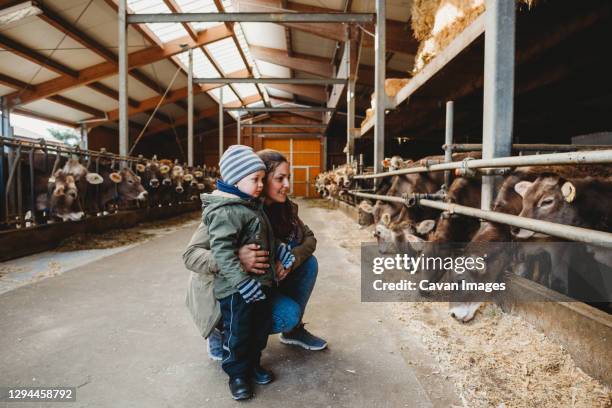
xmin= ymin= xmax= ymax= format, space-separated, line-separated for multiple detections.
xmin=1 ymin=97 xmax=12 ymax=138
xmin=444 ymin=101 xmax=454 ymax=188
xmin=481 ymin=0 xmax=515 ymax=210
xmin=237 ymin=114 xmax=241 ymax=145
xmin=80 ymin=125 xmax=88 ymax=150
xmin=187 ymin=48 xmax=194 ymax=167
xmin=373 ymin=0 xmax=385 ymax=175
xmin=346 ymin=39 xmax=355 ymax=165
xmin=118 ymin=0 xmax=128 ymax=158
xmin=219 ymin=87 xmax=224 ymax=159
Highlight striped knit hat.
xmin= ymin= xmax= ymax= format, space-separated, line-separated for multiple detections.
xmin=219 ymin=145 xmax=266 ymax=185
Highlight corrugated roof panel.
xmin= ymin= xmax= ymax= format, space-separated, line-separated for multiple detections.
xmin=232 ymin=83 xmax=258 ymax=99
xmin=128 ymin=0 xmax=189 ymax=42
xmin=175 ymin=0 xmax=223 ymax=32
xmin=205 ymin=38 xmax=246 ymax=75
xmin=208 ymin=85 xmax=239 ymax=104
xmin=176 ymin=48 xmax=221 ymax=78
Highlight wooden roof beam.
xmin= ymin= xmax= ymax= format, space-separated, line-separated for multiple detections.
xmin=264 ymin=83 xmax=326 ymax=101
xmin=232 ymin=0 xmax=417 ymax=54
xmin=5 ymin=25 xmax=233 ymax=108
xmin=250 ymin=45 xmax=332 ymax=77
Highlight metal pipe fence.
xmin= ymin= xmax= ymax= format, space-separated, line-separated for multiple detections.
xmin=353 ymin=149 xmax=612 ymax=179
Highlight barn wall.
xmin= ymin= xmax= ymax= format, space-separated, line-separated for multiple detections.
xmin=88 ymin=126 xmax=119 ymax=154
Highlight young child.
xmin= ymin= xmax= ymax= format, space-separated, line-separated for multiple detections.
xmin=201 ymin=145 xmax=276 ymax=401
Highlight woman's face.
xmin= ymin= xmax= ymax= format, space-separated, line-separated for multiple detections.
xmin=264 ymin=161 xmax=290 ymax=204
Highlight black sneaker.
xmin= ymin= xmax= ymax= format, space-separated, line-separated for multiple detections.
xmin=279 ymin=323 xmax=327 ymax=351
xmin=228 ymin=377 xmax=252 ymax=401
xmin=252 ymin=365 xmax=274 ymax=385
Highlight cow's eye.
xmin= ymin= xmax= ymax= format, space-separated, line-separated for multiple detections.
xmin=539 ymin=197 xmax=554 ymax=207
xmin=128 ymin=179 xmax=133 ymax=184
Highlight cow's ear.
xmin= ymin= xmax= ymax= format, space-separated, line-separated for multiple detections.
xmin=561 ymin=181 xmax=576 ymax=203
xmin=110 ymin=172 xmax=123 ymax=183
xmin=514 ymin=181 xmax=532 ymax=198
xmin=404 ymin=233 xmax=426 ymax=252
xmin=416 ymin=219 xmax=436 ymax=236
xmin=359 ymin=200 xmax=374 ymax=213
xmin=86 ymin=172 xmax=104 ymax=185
xmin=136 ymin=163 xmax=146 ymax=173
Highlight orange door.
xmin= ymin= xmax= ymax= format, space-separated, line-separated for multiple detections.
xmin=263 ymin=138 xmax=321 ymax=197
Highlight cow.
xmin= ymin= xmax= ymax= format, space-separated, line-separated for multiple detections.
xmin=85 ymin=165 xmax=147 ymax=214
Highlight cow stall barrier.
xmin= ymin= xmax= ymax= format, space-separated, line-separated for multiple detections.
xmin=349 ymin=149 xmax=612 ymax=246
xmin=1 ymin=136 xmax=148 ymax=229
xmin=443 ymin=143 xmax=612 ymax=153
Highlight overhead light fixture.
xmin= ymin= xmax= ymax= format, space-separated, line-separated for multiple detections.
xmin=0 ymin=1 xmax=42 ymax=27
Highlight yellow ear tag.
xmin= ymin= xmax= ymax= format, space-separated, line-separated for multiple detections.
xmin=184 ymin=174 xmax=193 ymax=182
xmin=159 ymin=165 xmax=170 ymax=174
xmin=110 ymin=172 xmax=123 ymax=183
xmin=561 ymin=181 xmax=576 ymax=203
xmin=136 ymin=164 xmax=146 ymax=173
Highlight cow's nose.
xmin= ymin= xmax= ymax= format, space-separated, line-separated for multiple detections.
xmin=162 ymin=178 xmax=171 ymax=186
xmin=373 ymin=230 xmax=380 ymax=238
xmin=150 ymin=179 xmax=159 ymax=188
xmin=176 ymin=186 xmax=184 ymax=194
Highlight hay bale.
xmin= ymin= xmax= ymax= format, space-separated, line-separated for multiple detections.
xmin=411 ymin=0 xmax=541 ymax=73
xmin=385 ymin=78 xmax=411 ymax=97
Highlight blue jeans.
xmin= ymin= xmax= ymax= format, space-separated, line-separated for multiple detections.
xmin=270 ymin=255 xmax=318 ymax=334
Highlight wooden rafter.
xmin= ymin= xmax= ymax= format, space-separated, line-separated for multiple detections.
xmin=5 ymin=25 xmax=232 ymax=108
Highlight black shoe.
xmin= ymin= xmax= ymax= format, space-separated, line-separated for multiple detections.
xmin=252 ymin=365 xmax=274 ymax=385
xmin=228 ymin=377 xmax=252 ymax=400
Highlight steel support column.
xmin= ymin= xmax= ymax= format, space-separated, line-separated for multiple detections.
xmin=219 ymin=87 xmax=224 ymax=159
xmin=373 ymin=0 xmax=385 ymax=175
xmin=187 ymin=48 xmax=194 ymax=167
xmin=80 ymin=125 xmax=88 ymax=150
xmin=237 ymin=114 xmax=241 ymax=144
xmin=346 ymin=39 xmax=355 ymax=165
xmin=1 ymin=97 xmax=12 ymax=138
xmin=444 ymin=101 xmax=454 ymax=188
xmin=481 ymin=0 xmax=515 ymax=210
xmin=118 ymin=0 xmax=128 ymax=158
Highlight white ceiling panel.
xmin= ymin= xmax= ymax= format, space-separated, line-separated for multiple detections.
xmin=99 ymin=75 xmax=158 ymax=101
xmin=0 ymin=51 xmax=60 ymax=85
xmin=208 ymin=85 xmax=239 ymax=104
xmin=205 ymin=38 xmax=247 ymax=75
xmin=292 ymin=31 xmax=335 ymax=58
xmin=59 ymin=87 xmax=117 ymax=112
xmin=266 ymin=88 xmax=293 ymax=99
xmin=241 ymin=23 xmax=287 ymax=50
xmin=139 ymin=59 xmax=188 ymax=91
xmin=255 ymin=61 xmax=291 ymax=78
xmin=23 ymin=100 xmax=91 ymax=122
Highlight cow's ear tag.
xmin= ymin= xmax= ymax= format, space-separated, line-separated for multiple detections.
xmin=159 ymin=165 xmax=170 ymax=174
xmin=381 ymin=213 xmax=391 ymax=226
xmin=184 ymin=174 xmax=193 ymax=182
xmin=110 ymin=172 xmax=123 ymax=183
xmin=136 ymin=163 xmax=146 ymax=173
xmin=382 ymin=158 xmax=390 ymax=168
xmin=514 ymin=181 xmax=532 ymax=198
xmin=48 ymin=177 xmax=56 ymax=184
xmin=561 ymin=181 xmax=576 ymax=203
xmin=86 ymin=173 xmax=104 ymax=185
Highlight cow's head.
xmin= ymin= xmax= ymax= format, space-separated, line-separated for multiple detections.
xmin=49 ymin=170 xmax=84 ymax=221
xmin=171 ymin=165 xmax=185 ymax=194
xmin=143 ymin=161 xmax=161 ymax=189
xmin=113 ymin=168 xmax=148 ymax=202
xmin=357 ymin=200 xmax=375 ymax=227
xmin=512 ymin=176 xmax=579 ymax=239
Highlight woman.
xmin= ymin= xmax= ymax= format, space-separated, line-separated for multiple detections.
xmin=183 ymin=149 xmax=327 ymax=361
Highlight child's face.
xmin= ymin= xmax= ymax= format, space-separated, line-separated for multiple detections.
xmin=235 ymin=170 xmax=265 ymax=197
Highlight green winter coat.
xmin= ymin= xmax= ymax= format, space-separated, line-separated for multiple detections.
xmin=202 ymin=190 xmax=276 ymax=298
xmin=183 ymin=200 xmax=317 ymax=339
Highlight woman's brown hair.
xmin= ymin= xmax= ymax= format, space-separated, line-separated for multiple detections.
xmin=257 ymin=149 xmax=304 ymax=243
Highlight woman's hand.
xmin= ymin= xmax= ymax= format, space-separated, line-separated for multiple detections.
xmin=238 ymin=244 xmax=270 ymax=274
xmin=275 ymin=260 xmax=292 ymax=281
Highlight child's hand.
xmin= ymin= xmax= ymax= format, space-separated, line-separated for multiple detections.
xmin=237 ymin=278 xmax=266 ymax=303
xmin=275 ymin=260 xmax=291 ymax=281
xmin=276 ymin=243 xmax=296 ymax=270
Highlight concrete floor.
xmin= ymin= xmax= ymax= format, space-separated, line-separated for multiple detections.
xmin=0 ymin=199 xmax=459 ymax=408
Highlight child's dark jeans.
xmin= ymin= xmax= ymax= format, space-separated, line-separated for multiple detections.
xmin=218 ymin=286 xmax=273 ymax=379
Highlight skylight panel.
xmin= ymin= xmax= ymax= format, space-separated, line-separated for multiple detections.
xmin=175 ymin=0 xmax=224 ymax=32
xmin=177 ymin=48 xmax=221 ymax=78
xmin=205 ymin=38 xmax=246 ymax=75
xmin=208 ymin=85 xmax=239 ymax=104
xmin=128 ymin=0 xmax=189 ymax=43
xmin=232 ymin=83 xmax=258 ymax=99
